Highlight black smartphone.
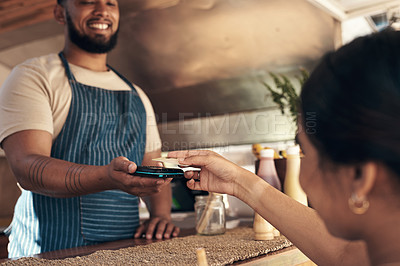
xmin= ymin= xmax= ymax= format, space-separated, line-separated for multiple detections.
xmin=132 ymin=166 xmax=185 ymax=178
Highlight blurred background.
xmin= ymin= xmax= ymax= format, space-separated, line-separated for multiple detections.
xmin=1 ymin=0 xmax=400 ymax=230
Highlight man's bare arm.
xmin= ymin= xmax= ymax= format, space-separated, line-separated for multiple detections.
xmin=2 ymin=130 xmax=169 ymax=197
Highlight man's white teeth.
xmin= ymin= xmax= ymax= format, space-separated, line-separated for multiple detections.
xmin=89 ymin=23 xmax=109 ymax=30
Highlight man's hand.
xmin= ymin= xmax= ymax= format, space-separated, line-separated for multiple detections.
xmin=107 ymin=156 xmax=172 ymax=197
xmin=134 ymin=216 xmax=180 ymax=239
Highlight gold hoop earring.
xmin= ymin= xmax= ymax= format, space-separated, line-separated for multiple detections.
xmin=348 ymin=193 xmax=370 ymax=215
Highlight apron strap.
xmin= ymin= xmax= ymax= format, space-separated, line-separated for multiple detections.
xmin=59 ymin=52 xmax=138 ymax=94
xmin=107 ymin=65 xmax=137 ymax=92
xmin=58 ymin=52 xmax=77 ymax=82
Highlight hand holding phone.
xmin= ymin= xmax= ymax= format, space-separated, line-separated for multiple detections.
xmin=132 ymin=166 xmax=185 ymax=178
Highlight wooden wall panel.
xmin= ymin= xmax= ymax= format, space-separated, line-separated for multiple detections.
xmin=0 ymin=0 xmax=54 ymax=34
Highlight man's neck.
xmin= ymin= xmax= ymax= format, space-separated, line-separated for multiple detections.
xmin=62 ymin=44 xmax=109 ymax=72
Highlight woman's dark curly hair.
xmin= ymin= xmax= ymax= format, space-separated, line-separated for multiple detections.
xmin=300 ymin=30 xmax=400 ymax=177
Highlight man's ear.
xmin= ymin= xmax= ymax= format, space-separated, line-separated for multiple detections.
xmin=54 ymin=4 xmax=66 ymax=25
xmin=352 ymin=162 xmax=377 ymax=198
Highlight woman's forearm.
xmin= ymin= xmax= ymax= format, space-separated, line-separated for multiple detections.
xmin=235 ymin=170 xmax=369 ymax=265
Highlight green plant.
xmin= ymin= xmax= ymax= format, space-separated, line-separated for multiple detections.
xmin=262 ymin=68 xmax=309 ymax=122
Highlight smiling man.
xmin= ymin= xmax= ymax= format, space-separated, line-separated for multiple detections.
xmin=64 ymin=1 xmax=119 ymax=53
xmin=0 ymin=0 xmax=179 ymax=258
xmin=61 ymin=0 xmax=119 ymax=55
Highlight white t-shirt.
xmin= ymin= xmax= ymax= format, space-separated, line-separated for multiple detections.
xmin=0 ymin=53 xmax=161 ymax=154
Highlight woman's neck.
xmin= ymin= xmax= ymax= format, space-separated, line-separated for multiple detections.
xmin=364 ymin=214 xmax=400 ymax=265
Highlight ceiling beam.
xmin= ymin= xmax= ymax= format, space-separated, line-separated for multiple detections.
xmin=306 ymin=0 xmax=346 ymax=20
xmin=346 ymin=0 xmax=400 ymax=18
xmin=307 ymin=0 xmax=400 ymax=21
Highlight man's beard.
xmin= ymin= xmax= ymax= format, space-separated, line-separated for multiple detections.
xmin=66 ymin=11 xmax=119 ymax=54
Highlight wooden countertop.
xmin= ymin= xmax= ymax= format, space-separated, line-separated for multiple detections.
xmin=0 ymin=216 xmax=315 ymax=265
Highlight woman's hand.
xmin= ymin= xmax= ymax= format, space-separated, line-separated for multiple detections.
xmin=134 ymin=216 xmax=180 ymax=240
xmin=167 ymin=150 xmax=246 ymax=197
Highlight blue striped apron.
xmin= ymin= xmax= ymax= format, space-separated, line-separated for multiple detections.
xmin=7 ymin=52 xmax=146 ymax=258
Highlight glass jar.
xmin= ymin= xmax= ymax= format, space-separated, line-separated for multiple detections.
xmin=194 ymin=194 xmax=226 ymax=235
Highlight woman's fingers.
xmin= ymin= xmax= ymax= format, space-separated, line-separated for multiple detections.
xmin=167 ymin=150 xmax=213 ymax=159
xmin=178 ymin=154 xmax=213 ymax=168
xmin=186 ymin=179 xmax=202 ymax=190
xmin=184 ymin=171 xmax=196 ymax=179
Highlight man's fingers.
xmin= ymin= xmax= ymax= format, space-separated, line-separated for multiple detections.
xmin=154 ymin=219 xmax=168 ymax=239
xmin=134 ymin=224 xmax=146 ymax=238
xmin=144 ymin=218 xmax=158 ymax=239
xmin=126 ymin=175 xmax=163 ymax=186
xmin=163 ymin=223 xmax=178 ymax=239
xmin=128 ymin=163 xmax=137 ymax=174
xmin=172 ymin=226 xmax=180 ymax=237
xmin=113 ymin=156 xmax=136 ymax=173
xmin=136 ymin=219 xmax=179 ymax=240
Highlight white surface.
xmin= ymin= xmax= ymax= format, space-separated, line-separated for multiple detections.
xmin=341 ymin=16 xmax=375 ymax=44
xmin=260 ymin=149 xmax=275 ymax=158
xmin=286 ymin=145 xmax=300 ymax=155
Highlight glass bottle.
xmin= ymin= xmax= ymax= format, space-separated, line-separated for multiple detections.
xmin=194 ymin=194 xmax=226 ymax=235
xmin=257 ymin=149 xmax=282 ymax=190
xmin=253 ymin=148 xmax=281 ymax=240
xmin=284 ymin=145 xmax=308 ymax=206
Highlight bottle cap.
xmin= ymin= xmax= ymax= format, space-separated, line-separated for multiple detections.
xmin=286 ymin=145 xmax=300 ymax=155
xmin=259 ymin=149 xmax=275 ymax=158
